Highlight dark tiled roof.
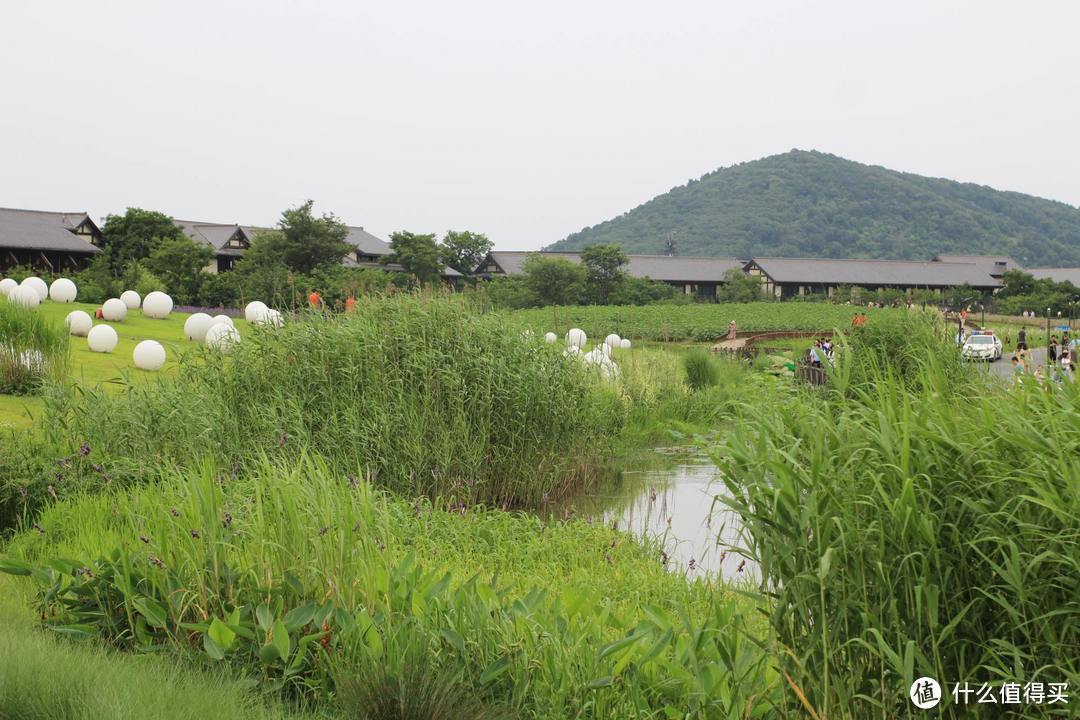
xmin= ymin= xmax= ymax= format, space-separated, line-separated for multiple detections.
xmin=750 ymin=257 xmax=1000 ymax=288
xmin=933 ymin=254 xmax=1023 ymax=276
xmin=0 ymin=207 xmax=100 ymax=254
xmin=1028 ymin=267 xmax=1080 ymax=286
xmin=484 ymin=251 xmax=743 ymax=282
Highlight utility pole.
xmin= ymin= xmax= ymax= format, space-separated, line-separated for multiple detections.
xmin=664 ymin=232 xmax=676 ymax=257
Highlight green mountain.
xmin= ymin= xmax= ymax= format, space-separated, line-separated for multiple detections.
xmin=547 ymin=150 xmax=1080 ymax=266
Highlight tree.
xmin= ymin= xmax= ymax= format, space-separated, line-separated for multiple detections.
xmin=248 ymin=200 xmax=351 ymax=274
xmin=521 ymin=255 xmax=586 ymax=306
xmin=99 ymin=208 xmax=186 ymax=273
xmin=145 ymin=236 xmax=215 ymax=305
xmin=384 ymin=231 xmax=443 ymax=283
xmin=440 ymin=231 xmax=492 ymax=276
xmin=715 ymin=268 xmax=766 ymax=303
xmin=580 ymin=244 xmax=629 ymax=305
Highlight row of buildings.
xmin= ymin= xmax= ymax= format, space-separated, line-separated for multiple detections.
xmin=2 ymin=206 xmax=1078 ymax=297
xmin=0 ymin=207 xmax=460 ymax=278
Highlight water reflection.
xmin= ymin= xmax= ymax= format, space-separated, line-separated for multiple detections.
xmin=562 ymin=460 xmax=758 ymax=582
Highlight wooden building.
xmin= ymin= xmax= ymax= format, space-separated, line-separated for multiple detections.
xmin=0 ymin=207 xmax=101 ymax=272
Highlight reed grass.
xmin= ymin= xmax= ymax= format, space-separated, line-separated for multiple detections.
xmin=716 ymin=330 xmax=1080 ymax=718
xmin=0 ymin=298 xmax=69 ymax=395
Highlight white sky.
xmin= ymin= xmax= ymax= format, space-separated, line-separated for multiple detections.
xmin=1 ymin=1 xmax=1078 ymax=250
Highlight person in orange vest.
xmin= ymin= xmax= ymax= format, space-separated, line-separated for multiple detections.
xmin=308 ymin=290 xmax=322 ymax=309
xmin=344 ymin=296 xmax=357 ymax=312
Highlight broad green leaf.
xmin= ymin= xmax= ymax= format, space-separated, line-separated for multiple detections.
xmin=259 ymin=642 xmax=280 ymax=665
xmin=256 ymin=604 xmax=273 ymax=631
xmin=283 ymin=604 xmax=316 ymax=632
xmin=132 ymin=596 xmax=167 ymax=628
xmin=47 ymin=624 xmax=97 ymax=640
xmin=203 ymin=633 xmax=225 ymax=661
xmin=479 ymin=655 xmax=511 ymax=686
xmin=208 ymin=617 xmax=236 ymax=651
xmin=439 ymin=628 xmax=465 ymax=655
xmin=0 ymin=559 xmax=33 ymax=576
xmin=272 ymin=619 xmax=290 ymax=663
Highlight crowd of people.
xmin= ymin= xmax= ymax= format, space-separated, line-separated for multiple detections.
xmin=1010 ymin=330 xmax=1076 ymax=384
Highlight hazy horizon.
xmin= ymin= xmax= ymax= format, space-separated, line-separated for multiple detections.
xmin=2 ymin=1 xmax=1078 ymax=251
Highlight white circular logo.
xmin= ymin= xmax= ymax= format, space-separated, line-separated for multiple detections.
xmin=910 ymin=677 xmax=942 ymax=709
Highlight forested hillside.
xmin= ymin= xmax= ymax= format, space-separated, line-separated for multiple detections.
xmin=549 ymin=150 xmax=1080 ymax=266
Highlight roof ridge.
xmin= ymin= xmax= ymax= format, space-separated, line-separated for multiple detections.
xmin=0 ymin=207 xmax=88 ymax=216
xmin=753 ymin=256 xmax=977 ymax=266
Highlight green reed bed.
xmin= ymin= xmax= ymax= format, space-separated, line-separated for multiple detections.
xmin=0 ymin=298 xmax=69 ymax=396
xmin=3 ymin=455 xmax=775 ymax=719
xmin=41 ymin=294 xmax=623 ymax=508
xmin=716 ymin=319 xmax=1080 ymax=718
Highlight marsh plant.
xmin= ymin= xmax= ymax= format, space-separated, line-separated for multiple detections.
xmin=0 ymin=297 xmax=68 ymax=394
xmin=44 ymin=294 xmax=623 ymax=507
xmin=681 ymin=349 xmax=720 ymax=392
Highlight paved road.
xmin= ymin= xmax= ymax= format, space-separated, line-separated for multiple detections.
xmin=987 ymin=347 xmax=1046 ymax=381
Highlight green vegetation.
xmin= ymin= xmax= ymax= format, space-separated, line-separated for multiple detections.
xmin=549 ymin=149 xmax=1080 ymax=265
xmin=993 ymin=269 xmax=1080 ymax=317
xmin=681 ymin=350 xmax=720 ymax=391
xmin=509 ymin=302 xmax=898 ymax=341
xmin=716 ymin=313 xmax=1080 ymax=717
xmin=0 ymin=299 xmax=69 ymax=395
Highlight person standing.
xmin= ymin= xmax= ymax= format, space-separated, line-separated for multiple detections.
xmin=1017 ymin=326 xmax=1028 ymax=352
xmin=1050 ymin=336 xmax=1059 ymax=363
xmin=726 ymin=320 xmax=737 ymax=341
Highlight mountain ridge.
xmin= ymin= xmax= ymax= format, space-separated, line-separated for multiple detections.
xmin=545 ymin=150 xmax=1080 ymax=267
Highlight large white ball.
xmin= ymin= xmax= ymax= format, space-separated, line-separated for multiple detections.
xmin=244 ymin=301 xmax=269 ymax=323
xmin=102 ymin=298 xmax=128 ymax=321
xmin=604 ymin=333 xmax=621 ymax=349
xmin=600 ymin=343 xmax=613 ymax=358
xmin=142 ymin=291 xmax=173 ymax=319
xmin=49 ymin=278 xmax=78 ymax=303
xmin=0 ymin=278 xmax=16 ymax=296
xmin=566 ymin=328 xmax=587 ymax=349
xmin=205 ymin=323 xmax=241 ymax=353
xmin=9 ymin=284 xmax=40 ymax=309
xmin=133 ymin=340 xmax=166 ymax=371
xmin=183 ymin=312 xmax=214 ymax=341
xmin=262 ymin=308 xmax=283 ymax=328
xmin=544 ymin=332 xmax=557 ymax=343
xmin=65 ymin=310 xmax=93 ymax=337
xmin=21 ymin=277 xmax=48 ymax=301
xmin=120 ymin=290 xmax=141 ymax=309
xmin=210 ymin=314 xmax=234 ymax=328
xmin=619 ymin=338 xmax=631 ymax=350
xmin=87 ymin=324 xmax=118 ymax=353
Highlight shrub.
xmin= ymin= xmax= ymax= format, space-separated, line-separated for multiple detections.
xmin=682 ymin=350 xmax=720 ymax=391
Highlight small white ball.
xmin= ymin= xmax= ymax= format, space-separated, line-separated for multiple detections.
xmin=9 ymin=284 xmax=41 ymax=309
xmin=544 ymin=332 xmax=557 ymax=343
xmin=0 ymin=278 xmax=16 ymax=296
xmin=87 ymin=324 xmax=119 ymax=353
xmin=619 ymin=338 xmax=631 ymax=350
xmin=21 ymin=277 xmax=48 ymax=301
xmin=102 ymin=298 xmax=128 ymax=321
xmin=244 ymin=301 xmax=269 ymax=323
xmin=65 ymin=310 xmax=93 ymax=337
xmin=566 ymin=328 xmax=587 ymax=348
xmin=205 ymin=322 xmax=240 ymax=352
xmin=210 ymin=314 xmax=235 ymax=328
xmin=183 ymin=312 xmax=214 ymax=341
xmin=604 ymin=333 xmax=621 ymax=349
xmin=142 ymin=291 xmax=173 ymax=319
xmin=133 ymin=340 xmax=166 ymax=371
xmin=48 ymin=278 xmax=77 ymax=303
xmin=120 ymin=290 xmax=141 ymax=309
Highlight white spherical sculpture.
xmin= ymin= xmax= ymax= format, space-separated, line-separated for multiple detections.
xmin=544 ymin=332 xmax=557 ymax=343
xmin=21 ymin=277 xmax=48 ymax=301
xmin=619 ymin=338 xmax=631 ymax=350
xmin=183 ymin=312 xmax=214 ymax=341
xmin=65 ymin=310 xmax=93 ymax=337
xmin=48 ymin=278 xmax=77 ymax=303
xmin=211 ymin=314 xmax=234 ymax=328
xmin=261 ymin=309 xmax=283 ymax=328
xmin=133 ymin=340 xmax=166 ymax=371
xmin=566 ymin=328 xmax=587 ymax=349
xmin=244 ymin=301 xmax=269 ymax=323
xmin=87 ymin=324 xmax=118 ymax=353
xmin=205 ymin=323 xmax=240 ymax=353
xmin=102 ymin=298 xmax=128 ymax=321
xmin=604 ymin=333 xmax=621 ymax=349
xmin=142 ymin=291 xmax=173 ymax=319
xmin=120 ymin=290 xmax=141 ymax=309
xmin=0 ymin=278 xmax=16 ymax=296
xmin=9 ymin=284 xmax=41 ymax=309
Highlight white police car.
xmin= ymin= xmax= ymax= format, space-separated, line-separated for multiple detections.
xmin=961 ymin=331 xmax=1002 ymax=361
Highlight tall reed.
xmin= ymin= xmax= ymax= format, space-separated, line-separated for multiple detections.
xmin=0 ymin=297 xmax=69 ymax=395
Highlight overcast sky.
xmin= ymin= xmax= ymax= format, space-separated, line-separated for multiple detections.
xmin=2 ymin=1 xmax=1078 ymax=250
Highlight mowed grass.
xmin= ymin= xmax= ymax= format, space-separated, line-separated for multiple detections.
xmin=0 ymin=301 xmax=248 ymax=429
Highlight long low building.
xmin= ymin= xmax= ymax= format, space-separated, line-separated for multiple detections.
xmin=1027 ymin=267 xmax=1080 ymax=286
xmin=476 ymin=251 xmax=744 ymax=298
xmin=0 ymin=207 xmax=101 ymax=272
xmin=746 ymin=256 xmax=1003 ymax=298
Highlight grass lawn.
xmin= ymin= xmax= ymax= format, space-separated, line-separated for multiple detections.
xmin=0 ymin=301 xmax=248 ymax=430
